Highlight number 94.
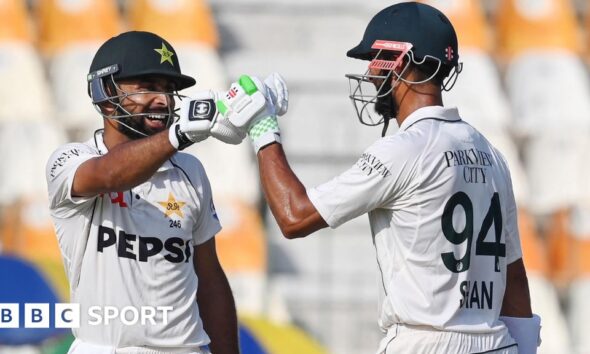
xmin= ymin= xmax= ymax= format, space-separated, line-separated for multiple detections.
xmin=440 ymin=192 xmax=506 ymax=273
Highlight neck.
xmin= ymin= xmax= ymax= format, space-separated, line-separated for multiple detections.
xmin=103 ymin=119 xmax=132 ymax=150
xmin=394 ymin=82 xmax=443 ymax=127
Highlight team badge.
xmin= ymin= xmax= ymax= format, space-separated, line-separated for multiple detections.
xmin=157 ymin=192 xmax=186 ymax=218
xmin=154 ymin=43 xmax=175 ymax=66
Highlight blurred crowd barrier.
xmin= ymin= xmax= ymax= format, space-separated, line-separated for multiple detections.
xmin=0 ymin=0 xmax=589 ymax=353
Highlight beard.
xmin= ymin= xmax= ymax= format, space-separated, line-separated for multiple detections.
xmin=374 ymin=79 xmax=397 ymax=121
xmin=116 ymin=110 xmax=172 ymax=140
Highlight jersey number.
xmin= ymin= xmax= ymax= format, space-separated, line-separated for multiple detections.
xmin=440 ymin=192 xmax=506 ymax=273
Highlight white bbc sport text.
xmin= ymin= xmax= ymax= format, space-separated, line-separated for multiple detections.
xmin=0 ymin=303 xmax=172 ymax=328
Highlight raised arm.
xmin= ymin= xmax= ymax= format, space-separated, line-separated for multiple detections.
xmin=257 ymin=143 xmax=328 ymax=238
xmin=72 ymin=130 xmax=175 ymax=197
xmin=73 ymin=88 xmax=232 ymax=197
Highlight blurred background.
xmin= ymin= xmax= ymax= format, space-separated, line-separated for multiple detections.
xmin=0 ymin=0 xmax=589 ymax=353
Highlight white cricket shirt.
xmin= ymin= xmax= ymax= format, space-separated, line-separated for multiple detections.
xmin=45 ymin=130 xmax=221 ymax=348
xmin=308 ymin=106 xmax=522 ymax=333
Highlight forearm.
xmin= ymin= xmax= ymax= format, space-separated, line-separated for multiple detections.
xmin=501 ymin=258 xmax=533 ymax=317
xmin=197 ymin=272 xmax=239 ymax=354
xmin=74 ymin=130 xmax=176 ymax=196
xmin=257 ymin=144 xmax=324 ymax=238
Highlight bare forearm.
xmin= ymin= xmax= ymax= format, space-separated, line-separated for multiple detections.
xmin=257 ymin=144 xmax=326 ymax=238
xmin=74 ymin=130 xmax=176 ymax=196
xmin=197 ymin=272 xmax=238 ymax=354
xmin=501 ymin=258 xmax=533 ymax=317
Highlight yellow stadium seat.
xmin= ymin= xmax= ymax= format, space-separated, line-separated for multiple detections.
xmin=518 ymin=210 xmax=548 ymax=276
xmin=420 ymin=0 xmax=491 ymax=51
xmin=35 ymin=0 xmax=122 ymax=56
xmin=546 ymin=209 xmax=576 ymax=288
xmin=209 ymin=198 xmax=268 ymax=314
xmin=127 ymin=0 xmax=219 ymax=48
xmin=214 ymin=199 xmax=266 ymax=273
xmin=0 ymin=0 xmax=33 ymax=43
xmin=519 ymin=209 xmax=574 ymax=353
xmin=494 ymin=0 xmax=581 ymax=58
xmin=0 ymin=1 xmax=54 ymax=122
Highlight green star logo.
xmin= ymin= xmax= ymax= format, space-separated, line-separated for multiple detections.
xmin=154 ymin=43 xmax=175 ymax=66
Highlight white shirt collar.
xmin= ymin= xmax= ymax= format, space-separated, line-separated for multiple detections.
xmin=93 ymin=129 xmax=174 ymax=172
xmin=398 ymin=106 xmax=461 ymax=132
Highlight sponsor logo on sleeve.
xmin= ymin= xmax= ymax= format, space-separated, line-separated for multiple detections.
xmin=356 ymin=153 xmax=391 ymax=178
xmin=49 ymin=149 xmax=81 ymax=179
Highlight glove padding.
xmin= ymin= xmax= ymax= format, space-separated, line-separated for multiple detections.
xmin=264 ymin=73 xmax=288 ymax=117
xmin=211 ymin=73 xmax=289 ymax=152
xmin=168 ymin=91 xmax=218 ymax=150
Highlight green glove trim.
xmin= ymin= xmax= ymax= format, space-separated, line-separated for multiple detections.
xmin=239 ymin=75 xmax=258 ymax=95
xmin=249 ymin=116 xmax=279 ymax=140
xmin=216 ymin=100 xmax=228 ymax=115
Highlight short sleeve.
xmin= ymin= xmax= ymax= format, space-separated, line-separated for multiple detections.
xmin=45 ymin=144 xmax=98 ymax=218
xmin=307 ymin=137 xmax=415 ymax=228
xmin=504 ymin=168 xmax=523 ymax=264
xmin=176 ymin=154 xmax=222 ymax=246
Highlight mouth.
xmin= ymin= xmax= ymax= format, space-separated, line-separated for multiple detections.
xmin=144 ymin=113 xmax=169 ymax=130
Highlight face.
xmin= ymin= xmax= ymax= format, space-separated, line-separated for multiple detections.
xmin=111 ymin=77 xmax=177 ymax=139
xmin=368 ymin=66 xmax=397 ymax=120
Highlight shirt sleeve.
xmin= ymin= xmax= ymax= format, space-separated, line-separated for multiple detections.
xmin=45 ymin=144 xmax=99 ymax=218
xmin=307 ymin=137 xmax=413 ymax=228
xmin=504 ymin=167 xmax=523 ymax=264
xmin=190 ymin=158 xmax=222 ymax=246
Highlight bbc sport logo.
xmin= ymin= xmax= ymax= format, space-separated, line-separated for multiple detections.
xmin=0 ymin=303 xmax=173 ymax=328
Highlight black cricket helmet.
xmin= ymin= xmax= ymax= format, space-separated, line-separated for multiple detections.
xmin=345 ymin=2 xmax=462 ymax=135
xmin=87 ymin=31 xmax=196 ymax=138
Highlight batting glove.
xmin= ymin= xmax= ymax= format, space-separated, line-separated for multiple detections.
xmin=212 ymin=73 xmax=289 ymax=153
xmin=168 ymin=91 xmax=217 ymax=150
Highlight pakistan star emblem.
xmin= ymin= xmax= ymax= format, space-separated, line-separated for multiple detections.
xmin=154 ymin=43 xmax=175 ymax=66
xmin=158 ymin=192 xmax=186 ymax=218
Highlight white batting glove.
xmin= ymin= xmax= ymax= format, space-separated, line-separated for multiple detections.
xmin=264 ymin=72 xmax=288 ymax=117
xmin=212 ymin=73 xmax=289 ymax=152
xmin=168 ymin=91 xmax=217 ymax=150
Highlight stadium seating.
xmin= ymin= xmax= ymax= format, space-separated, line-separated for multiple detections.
xmin=420 ymin=0 xmax=491 ymax=51
xmin=519 ymin=211 xmax=573 ymax=353
xmin=211 ymin=198 xmax=268 ymax=315
xmin=494 ymin=0 xmax=582 ymax=59
xmin=0 ymin=0 xmax=54 ymax=122
xmin=127 ymin=0 xmax=226 ymax=91
xmin=505 ymin=51 xmax=590 ymax=214
xmin=0 ymin=0 xmax=31 ymax=43
xmin=36 ymin=0 xmax=122 ymax=137
xmin=35 ymin=0 xmax=121 ymax=56
xmin=185 ymin=139 xmax=260 ymax=206
xmin=0 ymin=121 xmax=66 ymax=205
xmin=127 ymin=0 xmax=219 ymax=48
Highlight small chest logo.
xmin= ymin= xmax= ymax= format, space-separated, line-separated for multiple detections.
xmin=101 ymin=191 xmax=128 ymax=207
xmin=157 ymin=192 xmax=186 ymax=218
